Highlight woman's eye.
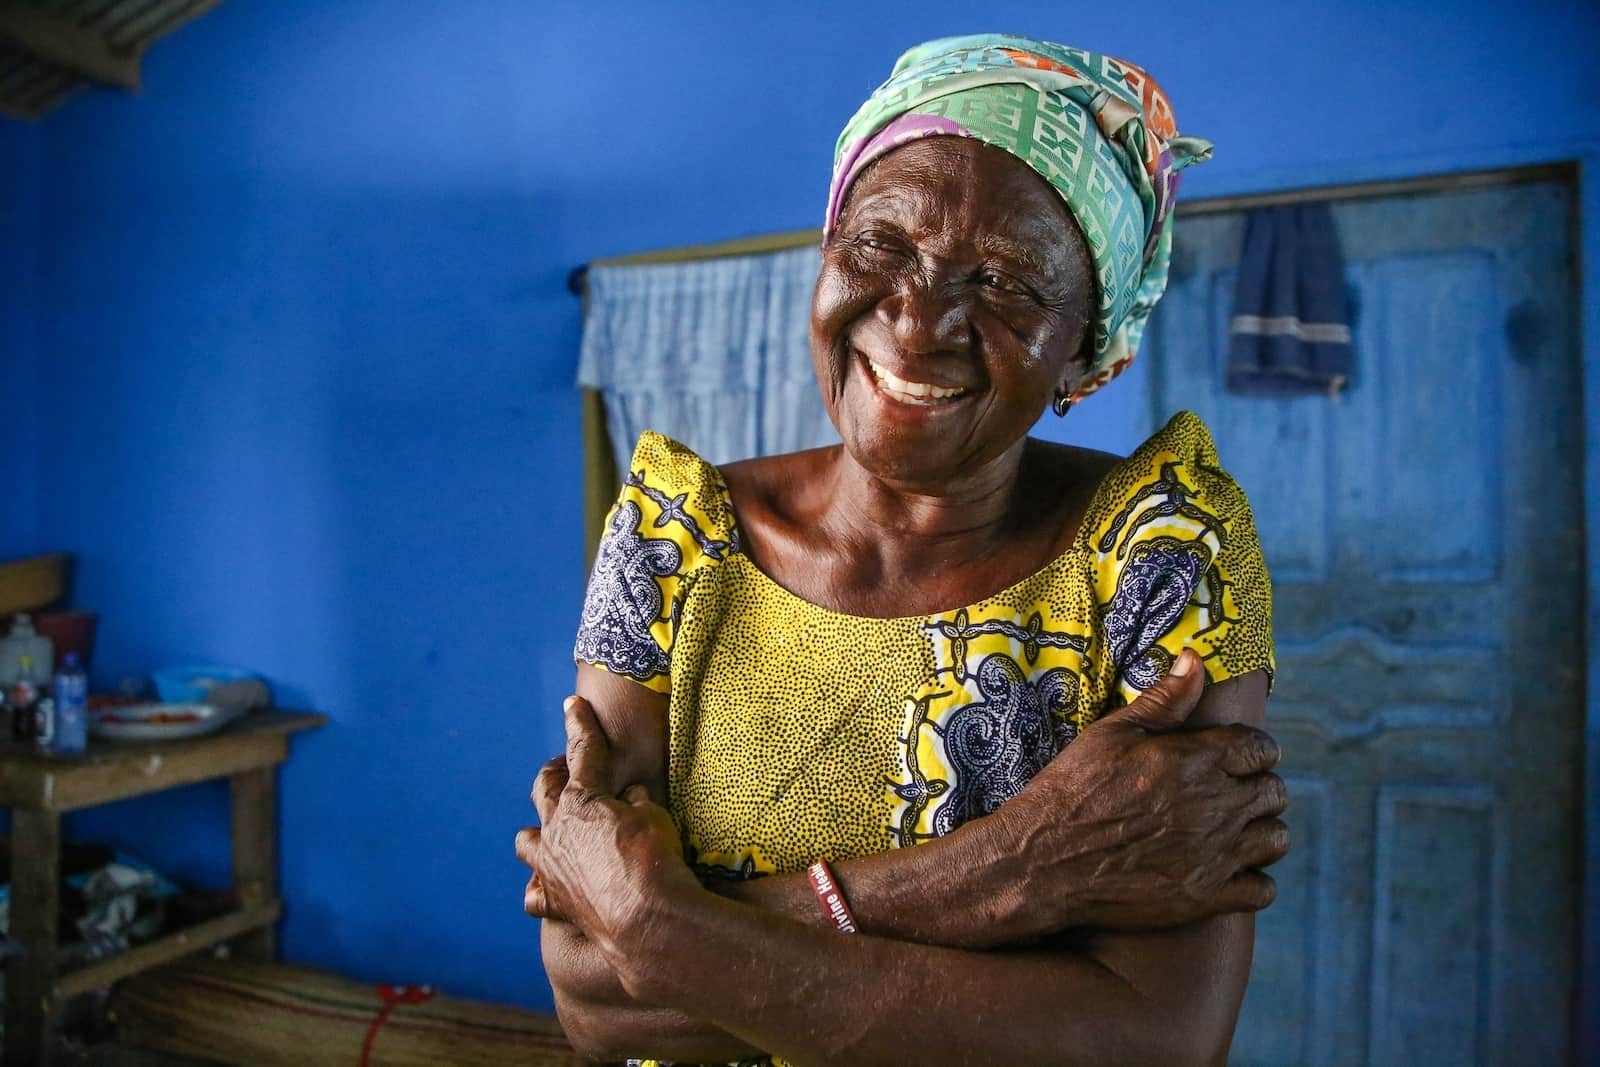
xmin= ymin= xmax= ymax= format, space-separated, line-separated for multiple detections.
xmin=979 ymin=270 xmax=1021 ymax=292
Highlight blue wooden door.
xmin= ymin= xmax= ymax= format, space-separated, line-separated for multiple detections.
xmin=1143 ymin=179 xmax=1582 ymax=1066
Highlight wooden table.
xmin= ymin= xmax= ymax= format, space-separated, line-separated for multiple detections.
xmin=0 ymin=711 xmax=325 ymax=1065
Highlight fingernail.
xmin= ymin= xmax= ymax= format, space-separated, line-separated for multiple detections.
xmin=563 ymin=696 xmax=577 ymax=713
xmin=1170 ymin=650 xmax=1194 ymax=678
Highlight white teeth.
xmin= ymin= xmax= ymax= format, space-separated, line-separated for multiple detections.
xmin=868 ymin=360 xmax=966 ymax=402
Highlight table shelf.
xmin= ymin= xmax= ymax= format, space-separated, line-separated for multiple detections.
xmin=0 ymin=710 xmax=325 ymax=1064
xmin=55 ymin=900 xmax=282 ymax=1000
xmin=0 ymin=711 xmax=326 ymax=811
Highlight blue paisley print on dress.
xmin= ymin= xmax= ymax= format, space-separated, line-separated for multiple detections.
xmin=574 ymin=500 xmax=682 ymax=683
xmin=1103 ymin=535 xmax=1212 ymax=690
xmin=933 ymin=653 xmax=1078 ymax=835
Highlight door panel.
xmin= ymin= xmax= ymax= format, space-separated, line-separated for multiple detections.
xmin=1145 ymin=179 xmax=1581 ymax=1066
xmin=1369 ymin=785 xmax=1496 ymax=1066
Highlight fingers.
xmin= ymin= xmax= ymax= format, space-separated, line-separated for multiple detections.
xmin=564 ymin=695 xmax=614 ymax=793
xmin=517 ymin=827 xmax=566 ymax=920
xmin=1216 ymin=724 xmax=1283 ymax=777
xmin=516 ymin=827 xmax=547 ymax=915
xmin=1218 ymin=869 xmax=1277 ymax=912
xmin=531 ymin=755 xmax=569 ymax=825
xmin=622 ymin=783 xmax=650 ymax=805
xmin=1206 ymin=815 xmax=1289 ymax=917
xmin=1100 ymin=649 xmax=1205 ymax=733
xmin=515 ymin=826 xmax=541 ymax=867
xmin=1242 ymin=771 xmax=1289 ymax=820
xmin=524 ymin=873 xmax=548 ymax=918
xmin=1237 ymin=816 xmax=1291 ymax=870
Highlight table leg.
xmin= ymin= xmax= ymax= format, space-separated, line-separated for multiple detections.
xmin=230 ymin=767 xmax=279 ymax=960
xmin=6 ymin=807 xmax=61 ymax=1065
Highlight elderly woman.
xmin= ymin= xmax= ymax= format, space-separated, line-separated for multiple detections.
xmin=518 ymin=34 xmax=1287 ymax=1067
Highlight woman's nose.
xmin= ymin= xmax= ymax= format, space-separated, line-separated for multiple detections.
xmin=877 ymin=278 xmax=970 ymax=356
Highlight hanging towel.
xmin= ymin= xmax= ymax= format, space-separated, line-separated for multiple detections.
xmin=1225 ymin=203 xmax=1353 ymax=397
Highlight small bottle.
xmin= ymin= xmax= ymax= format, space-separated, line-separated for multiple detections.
xmin=51 ymin=652 xmax=88 ymax=755
xmin=9 ymin=655 xmax=39 ymax=743
xmin=33 ymin=692 xmax=55 ymax=750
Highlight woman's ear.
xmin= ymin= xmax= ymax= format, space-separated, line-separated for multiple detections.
xmin=1056 ymin=322 xmax=1095 ymax=401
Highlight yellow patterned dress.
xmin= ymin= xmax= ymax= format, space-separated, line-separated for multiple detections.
xmin=572 ymin=411 xmax=1274 ymax=1067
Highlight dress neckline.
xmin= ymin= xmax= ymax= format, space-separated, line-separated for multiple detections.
xmin=705 ymin=443 xmax=1132 ymax=626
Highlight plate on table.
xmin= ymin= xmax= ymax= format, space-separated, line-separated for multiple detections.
xmin=90 ymin=703 xmax=243 ymax=741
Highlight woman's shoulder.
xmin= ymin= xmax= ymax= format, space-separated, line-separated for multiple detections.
xmin=1080 ymin=412 xmax=1275 ymax=694
xmin=1079 ymin=411 xmax=1257 ymax=555
xmin=716 ymin=442 xmax=841 ymax=547
xmin=624 ymin=430 xmax=722 ymax=496
xmin=1017 ymin=414 xmax=1243 ymax=559
xmin=613 ymin=431 xmax=740 ymax=562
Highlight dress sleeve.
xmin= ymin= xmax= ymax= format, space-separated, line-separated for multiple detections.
xmin=1091 ymin=411 xmax=1275 ymax=705
xmin=573 ymin=431 xmax=738 ymax=694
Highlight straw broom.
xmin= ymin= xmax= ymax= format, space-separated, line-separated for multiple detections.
xmin=110 ymin=957 xmax=585 ymax=1066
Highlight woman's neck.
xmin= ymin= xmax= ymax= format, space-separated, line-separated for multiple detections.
xmin=819 ymin=441 xmax=1035 ymax=575
xmin=721 ymin=436 xmax=1108 ymax=619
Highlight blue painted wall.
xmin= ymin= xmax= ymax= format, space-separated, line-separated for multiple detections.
xmin=3 ymin=0 xmax=1596 ymax=1015
xmin=1 ymin=120 xmax=41 ymax=561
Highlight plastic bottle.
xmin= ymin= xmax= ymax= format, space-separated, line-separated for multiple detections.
xmin=51 ymin=652 xmax=88 ymax=755
xmin=9 ymin=655 xmax=40 ymax=743
xmin=0 ymin=615 xmax=53 ymax=685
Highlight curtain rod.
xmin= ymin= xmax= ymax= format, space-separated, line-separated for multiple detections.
xmin=566 ymin=160 xmax=1576 ymax=295
xmin=567 ymin=228 xmax=822 ymax=295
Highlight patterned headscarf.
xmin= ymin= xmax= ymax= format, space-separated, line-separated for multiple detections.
xmin=827 ymin=34 xmax=1212 ymax=399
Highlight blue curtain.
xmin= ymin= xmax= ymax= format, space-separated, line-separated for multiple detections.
xmin=577 ymin=246 xmax=837 ymax=466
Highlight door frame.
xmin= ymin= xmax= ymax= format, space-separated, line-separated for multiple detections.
xmin=1579 ymin=155 xmax=1598 ymax=1067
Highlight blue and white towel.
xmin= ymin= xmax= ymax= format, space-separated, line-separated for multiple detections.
xmin=1226 ymin=203 xmax=1353 ymax=397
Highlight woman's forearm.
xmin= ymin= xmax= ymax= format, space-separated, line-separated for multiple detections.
xmin=544 ymin=830 xmax=1026 ymax=1063
xmin=543 ymin=918 xmax=762 ymax=1062
xmin=708 ymin=821 xmax=1032 ymax=948
xmin=543 ymin=830 xmax=1018 ymax=1063
xmin=711 ymin=669 xmax=1285 ymax=949
xmin=616 ymin=890 xmax=1249 ymax=1067
xmin=553 ymin=990 xmax=760 ymax=1063
xmin=550 ymin=883 xmax=1246 ymax=1067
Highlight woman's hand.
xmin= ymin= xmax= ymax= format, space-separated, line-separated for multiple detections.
xmin=971 ymin=652 xmax=1287 ymax=942
xmin=515 ymin=697 xmax=701 ymax=967
xmin=518 ymin=750 xmax=576 ymax=926
xmin=520 ymin=696 xmax=769 ymax=1064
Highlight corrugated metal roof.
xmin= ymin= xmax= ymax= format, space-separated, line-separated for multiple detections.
xmin=0 ymin=0 xmax=223 ymax=120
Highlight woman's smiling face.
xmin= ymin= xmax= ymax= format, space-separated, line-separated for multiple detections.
xmin=811 ymin=135 xmax=1096 ymax=486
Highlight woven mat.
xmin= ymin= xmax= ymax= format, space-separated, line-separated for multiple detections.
xmin=110 ymin=956 xmax=582 ymax=1066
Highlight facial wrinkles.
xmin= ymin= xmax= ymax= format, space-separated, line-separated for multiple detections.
xmin=844 ymin=242 xmax=1044 ymax=434
xmin=922 ymin=219 xmax=1073 ymax=376
xmin=812 ymin=138 xmax=1095 ymax=515
xmin=849 ymin=213 xmax=1000 ymax=374
xmin=872 ymin=267 xmax=973 ymax=374
xmin=812 ymin=267 xmax=859 ymax=406
xmin=835 ymin=224 xmax=976 ymax=395
xmin=978 ymin=233 xmax=1054 ymax=288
